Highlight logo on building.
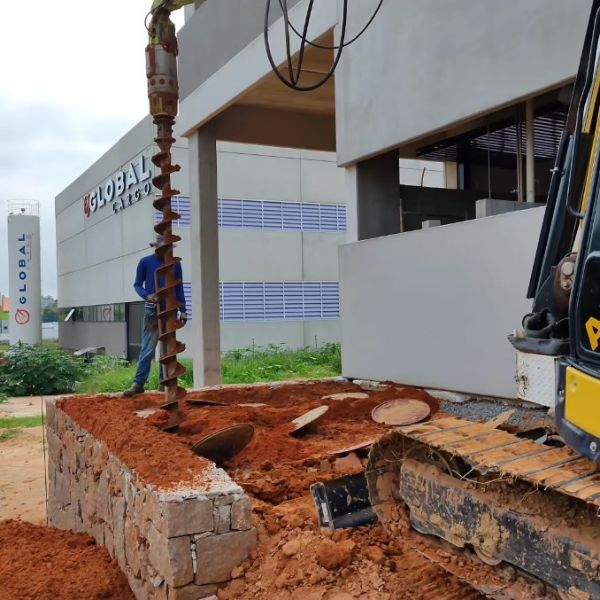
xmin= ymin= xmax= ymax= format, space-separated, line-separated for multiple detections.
xmin=14 ymin=308 xmax=30 ymax=325
xmin=82 ymin=154 xmax=153 ymax=218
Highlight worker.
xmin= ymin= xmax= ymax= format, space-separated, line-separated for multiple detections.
xmin=123 ymin=234 xmax=187 ymax=397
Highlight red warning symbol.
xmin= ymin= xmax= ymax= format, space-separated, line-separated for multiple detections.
xmin=14 ymin=309 xmax=30 ymax=325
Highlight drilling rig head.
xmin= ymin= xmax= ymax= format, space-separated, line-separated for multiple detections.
xmin=146 ymin=6 xmax=179 ymax=120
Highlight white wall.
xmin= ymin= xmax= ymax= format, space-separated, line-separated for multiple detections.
xmin=340 ymin=207 xmax=546 ymax=399
xmin=335 ymin=0 xmax=592 ymax=165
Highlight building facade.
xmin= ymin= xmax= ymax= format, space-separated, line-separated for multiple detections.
xmin=55 ymin=115 xmax=444 ymax=363
xmin=167 ymin=0 xmax=592 ymax=395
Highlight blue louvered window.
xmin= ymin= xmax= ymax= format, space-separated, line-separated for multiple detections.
xmin=217 ymin=281 xmax=339 ymax=322
xmin=154 ymin=196 xmax=191 ymax=227
xmin=156 ymin=197 xmax=346 ymax=232
xmin=183 ymin=282 xmax=192 ymax=320
xmin=186 ymin=281 xmax=340 ymax=322
xmin=219 ymin=199 xmax=346 ymax=232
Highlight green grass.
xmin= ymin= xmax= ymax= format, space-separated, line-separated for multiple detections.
xmin=76 ymin=343 xmax=341 ymax=394
xmin=0 ymin=416 xmax=44 ymax=429
xmin=0 ymin=415 xmax=44 ymax=442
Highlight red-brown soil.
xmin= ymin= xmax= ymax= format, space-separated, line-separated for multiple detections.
xmin=59 ymin=381 xmax=438 ymax=489
xmin=0 ymin=520 xmax=134 ymax=600
xmin=59 ymin=381 xmax=487 ymax=599
xmin=59 ymin=394 xmax=211 ymax=488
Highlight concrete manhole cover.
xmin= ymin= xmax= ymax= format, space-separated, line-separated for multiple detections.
xmin=191 ymin=423 xmax=255 ymax=464
xmin=291 ymin=406 xmax=329 ymax=433
xmin=371 ymin=399 xmax=430 ymax=426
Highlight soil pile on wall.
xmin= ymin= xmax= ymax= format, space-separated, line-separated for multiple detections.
xmin=60 ymin=394 xmax=210 ymax=488
xmin=0 ymin=520 xmax=134 ymax=600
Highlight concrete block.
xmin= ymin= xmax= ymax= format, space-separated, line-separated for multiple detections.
xmin=213 ymin=505 xmax=230 ymax=534
xmin=113 ymin=496 xmax=127 ymax=569
xmin=96 ymin=471 xmax=110 ymax=522
xmin=148 ymin=524 xmax=194 ymax=587
xmin=125 ymin=520 xmax=143 ymax=578
xmin=167 ymin=584 xmax=218 ymax=600
xmin=230 ymin=497 xmax=252 ymax=531
xmin=45 ymin=399 xmax=57 ymax=430
xmin=163 ymin=498 xmax=214 ymax=538
xmin=195 ymin=529 xmax=258 ymax=584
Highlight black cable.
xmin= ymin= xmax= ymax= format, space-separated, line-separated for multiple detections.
xmin=278 ymin=0 xmax=384 ymax=50
xmin=264 ymin=0 xmax=349 ymax=91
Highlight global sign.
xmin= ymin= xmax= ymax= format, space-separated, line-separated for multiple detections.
xmin=15 ymin=233 xmax=32 ymax=320
xmin=83 ymin=154 xmax=153 ymax=218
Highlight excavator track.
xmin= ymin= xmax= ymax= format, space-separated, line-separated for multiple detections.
xmin=366 ymin=416 xmax=600 ymax=600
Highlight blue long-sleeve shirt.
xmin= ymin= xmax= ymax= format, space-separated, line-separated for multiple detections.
xmin=134 ymin=254 xmax=187 ymax=313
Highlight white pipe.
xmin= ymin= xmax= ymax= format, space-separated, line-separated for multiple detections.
xmin=526 ymin=99 xmax=535 ymax=203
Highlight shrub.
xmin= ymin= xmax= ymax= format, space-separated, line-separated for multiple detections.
xmin=0 ymin=343 xmax=86 ymax=396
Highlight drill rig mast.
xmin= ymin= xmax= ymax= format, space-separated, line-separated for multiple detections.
xmin=145 ymin=0 xmax=194 ymax=410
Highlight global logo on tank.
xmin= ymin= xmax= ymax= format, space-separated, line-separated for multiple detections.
xmin=15 ymin=233 xmax=32 ymax=325
xmin=82 ymin=154 xmax=153 ymax=218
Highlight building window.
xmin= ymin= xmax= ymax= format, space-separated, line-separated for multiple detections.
xmin=217 ymin=281 xmax=340 ymax=322
xmin=155 ymin=197 xmax=347 ymax=232
xmin=218 ymin=199 xmax=347 ymax=232
xmin=153 ymin=196 xmax=192 ymax=227
xmin=58 ymin=303 xmax=126 ymax=323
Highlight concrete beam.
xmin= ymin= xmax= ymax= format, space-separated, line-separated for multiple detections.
xmin=213 ymin=106 xmax=335 ymax=152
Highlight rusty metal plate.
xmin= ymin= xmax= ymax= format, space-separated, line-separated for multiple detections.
xmin=186 ymin=398 xmax=228 ymax=407
xmin=160 ymin=400 xmax=179 ymax=410
xmin=322 ymin=392 xmax=369 ymax=402
xmin=372 ymin=399 xmax=431 ymax=426
xmin=191 ymin=423 xmax=255 ymax=464
xmin=291 ymin=406 xmax=329 ymax=433
xmin=328 ymin=439 xmax=376 ymax=456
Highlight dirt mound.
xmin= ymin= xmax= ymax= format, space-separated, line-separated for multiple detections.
xmin=216 ymin=497 xmax=484 ymax=600
xmin=0 ymin=520 xmax=133 ymax=600
xmin=59 ymin=394 xmax=210 ymax=488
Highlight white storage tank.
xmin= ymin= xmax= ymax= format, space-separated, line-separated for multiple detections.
xmin=7 ymin=200 xmax=42 ymax=345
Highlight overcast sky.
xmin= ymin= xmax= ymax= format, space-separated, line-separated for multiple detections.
xmin=0 ymin=1 xmax=184 ymax=298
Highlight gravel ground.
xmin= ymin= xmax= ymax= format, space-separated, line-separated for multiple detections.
xmin=440 ymin=398 xmax=553 ymax=430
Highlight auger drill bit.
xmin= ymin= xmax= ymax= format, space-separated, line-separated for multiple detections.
xmin=146 ymin=3 xmax=188 ymax=415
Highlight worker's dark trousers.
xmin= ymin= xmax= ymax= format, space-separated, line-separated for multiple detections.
xmin=133 ymin=311 xmax=163 ymax=386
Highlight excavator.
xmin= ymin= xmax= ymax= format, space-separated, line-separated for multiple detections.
xmin=146 ymin=1 xmax=600 ymax=598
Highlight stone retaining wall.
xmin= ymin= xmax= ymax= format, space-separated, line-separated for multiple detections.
xmin=46 ymin=399 xmax=257 ymax=600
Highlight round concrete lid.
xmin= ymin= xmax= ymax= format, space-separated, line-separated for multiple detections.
xmin=371 ymin=399 xmax=430 ymax=426
xmin=291 ymin=405 xmax=329 ymax=433
xmin=191 ymin=423 xmax=255 ymax=464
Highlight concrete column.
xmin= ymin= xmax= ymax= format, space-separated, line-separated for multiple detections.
xmin=526 ymin=98 xmax=536 ymax=203
xmin=345 ymin=166 xmax=360 ymax=243
xmin=344 ymin=149 xmax=401 ymax=243
xmin=189 ymin=125 xmax=221 ymax=386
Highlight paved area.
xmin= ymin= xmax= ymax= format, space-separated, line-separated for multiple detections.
xmin=0 ymin=426 xmax=47 ymax=524
xmin=0 ymin=395 xmax=70 ymax=419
